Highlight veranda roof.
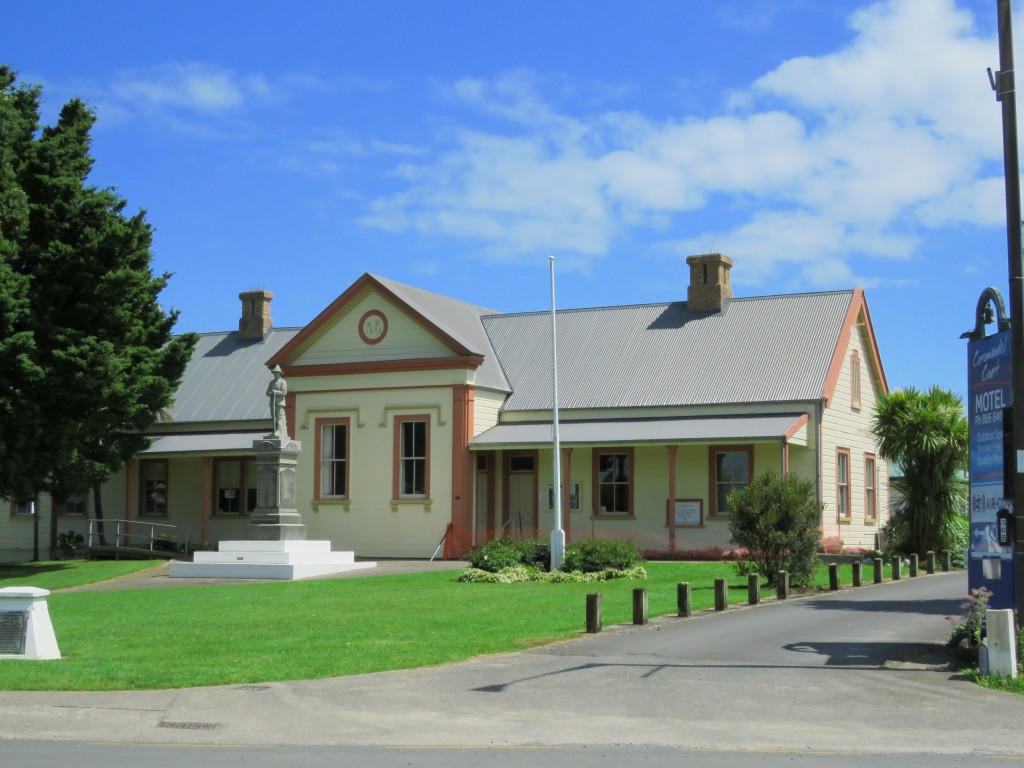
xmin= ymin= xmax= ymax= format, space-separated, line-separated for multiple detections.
xmin=142 ymin=431 xmax=268 ymax=455
xmin=470 ymin=413 xmax=808 ymax=448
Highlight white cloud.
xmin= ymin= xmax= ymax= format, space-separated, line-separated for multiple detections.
xmin=755 ymin=0 xmax=995 ymax=149
xmin=104 ymin=63 xmax=337 ymax=138
xmin=916 ymin=176 xmax=1007 ymax=227
xmin=113 ymin=63 xmax=256 ymax=113
xmin=280 ymin=133 xmax=430 ymax=178
xmin=364 ymin=130 xmax=614 ymax=257
xmin=361 ymin=0 xmax=1005 ymax=285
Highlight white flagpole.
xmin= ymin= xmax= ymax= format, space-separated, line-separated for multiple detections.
xmin=549 ymin=256 xmax=565 ymax=570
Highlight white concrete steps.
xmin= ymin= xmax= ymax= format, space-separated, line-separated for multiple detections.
xmin=167 ymin=540 xmax=376 ymax=580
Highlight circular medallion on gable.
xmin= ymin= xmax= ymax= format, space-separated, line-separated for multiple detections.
xmin=358 ymin=309 xmax=388 ymax=344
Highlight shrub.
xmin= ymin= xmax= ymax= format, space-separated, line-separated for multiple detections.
xmin=562 ymin=538 xmax=642 ymax=573
xmin=726 ymin=470 xmax=822 ymax=587
xmin=467 ymin=537 xmax=551 ymax=572
xmin=642 ymin=547 xmax=726 ymax=561
xmin=56 ymin=530 xmax=84 ymax=559
xmin=512 ymin=538 xmax=551 ymax=569
xmin=879 ymin=514 xmax=910 ymax=557
xmin=881 ymin=512 xmax=968 ymax=566
xmin=946 ymin=586 xmax=991 ymax=648
xmin=457 ymin=564 xmax=648 ymax=583
xmin=458 ymin=565 xmax=532 ymax=583
xmin=946 ymin=514 xmax=969 ymax=568
xmin=468 ymin=536 xmax=642 ymax=575
xmin=820 ymin=536 xmax=844 ymax=554
xmin=467 ymin=537 xmax=525 ymax=572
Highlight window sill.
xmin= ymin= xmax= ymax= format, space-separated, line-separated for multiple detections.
xmin=838 ymin=517 xmax=853 ymax=525
xmin=864 ymin=518 xmax=878 ymax=526
xmin=391 ymin=498 xmax=433 ymax=512
xmin=591 ymin=513 xmax=635 ymax=520
xmin=313 ymin=498 xmax=351 ymax=513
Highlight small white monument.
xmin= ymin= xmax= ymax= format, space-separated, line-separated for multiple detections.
xmin=0 ymin=587 xmax=61 ymax=660
xmin=985 ymin=608 xmax=1019 ymax=678
xmin=169 ymin=367 xmax=375 ymax=580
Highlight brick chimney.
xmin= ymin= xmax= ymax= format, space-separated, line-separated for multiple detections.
xmin=238 ymin=290 xmax=274 ymax=340
xmin=685 ymin=253 xmax=733 ymax=313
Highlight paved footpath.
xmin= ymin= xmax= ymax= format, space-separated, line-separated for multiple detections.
xmin=1 ymin=569 xmax=1022 ymax=756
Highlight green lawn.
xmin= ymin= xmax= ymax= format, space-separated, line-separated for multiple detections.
xmin=0 ymin=559 xmax=901 ymax=692
xmin=0 ymin=560 xmax=162 ymax=591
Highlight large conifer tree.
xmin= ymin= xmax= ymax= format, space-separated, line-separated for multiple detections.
xmin=0 ymin=66 xmax=196 ymax=547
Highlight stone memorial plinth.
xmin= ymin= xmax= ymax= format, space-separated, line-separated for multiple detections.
xmin=168 ymin=367 xmax=375 ymax=580
xmin=248 ymin=436 xmax=306 ymax=541
xmin=0 ymin=587 xmax=60 ymax=660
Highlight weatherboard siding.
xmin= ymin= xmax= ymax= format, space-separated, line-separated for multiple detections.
xmin=527 ymin=441 xmax=793 ymax=553
xmin=472 ymin=389 xmax=505 ymax=436
xmin=820 ymin=321 xmax=889 ymax=549
xmin=292 ymin=383 xmax=454 ymax=557
xmin=0 ymin=502 xmax=45 ymax=562
xmin=293 ymin=291 xmax=456 ymax=366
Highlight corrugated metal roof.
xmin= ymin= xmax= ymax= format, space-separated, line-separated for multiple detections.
xmin=143 ymin=431 xmax=268 ymax=454
xmin=372 ymin=275 xmax=510 ymax=392
xmin=481 ymin=291 xmax=853 ymax=411
xmin=166 ymin=328 xmax=301 ymax=424
xmin=471 ymin=413 xmax=808 ymax=447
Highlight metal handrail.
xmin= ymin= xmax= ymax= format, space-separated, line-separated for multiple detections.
xmin=87 ymin=519 xmax=216 ymax=555
xmin=500 ymin=510 xmax=525 ymax=539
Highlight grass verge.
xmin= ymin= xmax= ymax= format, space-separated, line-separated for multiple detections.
xmin=968 ymin=670 xmax=1024 ymax=694
xmin=0 ymin=559 xmax=908 ymax=691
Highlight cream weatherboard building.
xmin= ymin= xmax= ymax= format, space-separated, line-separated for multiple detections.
xmin=2 ymin=254 xmax=889 ymax=562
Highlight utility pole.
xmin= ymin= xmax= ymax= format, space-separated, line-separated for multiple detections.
xmin=994 ymin=0 xmax=1024 ymax=619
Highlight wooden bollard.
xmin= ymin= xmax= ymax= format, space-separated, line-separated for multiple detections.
xmin=909 ymin=553 xmax=918 ymax=577
xmin=828 ymin=563 xmax=840 ymax=591
xmin=632 ymin=587 xmax=648 ymax=625
xmin=714 ymin=577 xmax=728 ymax=611
xmin=925 ymin=551 xmax=935 ymax=575
xmin=940 ymin=550 xmax=951 ymax=572
xmin=776 ymin=570 xmax=790 ymax=600
xmin=852 ymin=561 xmax=862 ymax=587
xmin=892 ymin=556 xmax=902 ymax=580
xmin=748 ymin=573 xmax=760 ymax=605
xmin=873 ymin=558 xmax=883 ymax=584
xmin=677 ymin=582 xmax=692 ymax=618
xmin=586 ymin=593 xmax=602 ymax=633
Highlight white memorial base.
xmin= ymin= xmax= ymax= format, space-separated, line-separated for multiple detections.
xmin=168 ymin=540 xmax=376 ymax=580
xmin=0 ymin=587 xmax=61 ymax=660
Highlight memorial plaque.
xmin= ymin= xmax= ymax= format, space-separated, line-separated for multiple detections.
xmin=257 ymin=467 xmax=278 ymax=509
xmin=673 ymin=500 xmax=703 ymax=527
xmin=281 ymin=467 xmax=296 ymax=507
xmin=0 ymin=610 xmax=27 ymax=655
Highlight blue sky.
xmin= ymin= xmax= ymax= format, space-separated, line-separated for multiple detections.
xmin=2 ymin=0 xmax=1018 ymax=400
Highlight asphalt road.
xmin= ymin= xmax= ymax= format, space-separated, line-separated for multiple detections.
xmin=1 ymin=742 xmax=1012 ymax=768
xmin=1 ymin=570 xmax=1022 ymax=763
